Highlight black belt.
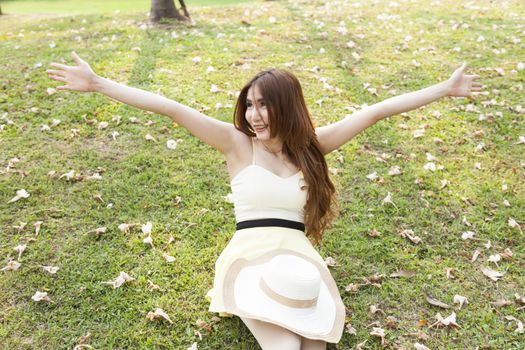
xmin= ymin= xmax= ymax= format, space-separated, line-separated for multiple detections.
xmin=236 ymin=218 xmax=305 ymax=232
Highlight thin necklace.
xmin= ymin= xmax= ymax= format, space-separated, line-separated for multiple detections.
xmin=258 ymin=140 xmax=296 ymax=174
xmin=260 ymin=140 xmax=282 ymax=155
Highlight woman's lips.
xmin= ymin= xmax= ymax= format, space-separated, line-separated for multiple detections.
xmin=254 ymin=125 xmax=267 ymax=132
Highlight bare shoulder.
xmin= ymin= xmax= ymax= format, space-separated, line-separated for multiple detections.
xmin=225 ymin=129 xmax=253 ymax=179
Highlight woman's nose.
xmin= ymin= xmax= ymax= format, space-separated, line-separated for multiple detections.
xmin=250 ymin=107 xmax=260 ymax=120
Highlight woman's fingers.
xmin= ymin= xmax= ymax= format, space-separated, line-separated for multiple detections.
xmin=49 ymin=75 xmax=67 ymax=83
xmin=46 ymin=69 xmax=65 ymax=76
xmin=50 ymin=62 xmax=70 ymax=70
xmin=71 ymin=51 xmax=83 ymax=65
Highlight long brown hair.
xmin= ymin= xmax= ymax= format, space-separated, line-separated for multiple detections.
xmin=233 ymin=69 xmax=336 ymax=244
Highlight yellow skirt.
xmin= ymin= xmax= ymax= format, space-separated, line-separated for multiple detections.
xmin=206 ymin=226 xmax=332 ymax=317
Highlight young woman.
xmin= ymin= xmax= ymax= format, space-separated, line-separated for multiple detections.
xmin=47 ymin=53 xmax=480 ymax=349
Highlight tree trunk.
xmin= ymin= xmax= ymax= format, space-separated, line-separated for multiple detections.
xmin=150 ymin=0 xmax=190 ymax=22
xmin=0 ymin=3 xmax=3 ymax=15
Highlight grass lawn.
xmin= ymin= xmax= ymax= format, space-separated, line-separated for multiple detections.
xmin=0 ymin=0 xmax=524 ymax=349
xmin=1 ymin=0 xmax=255 ymax=15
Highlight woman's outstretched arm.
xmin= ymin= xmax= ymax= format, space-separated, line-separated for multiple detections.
xmin=316 ymin=63 xmax=481 ymax=154
xmin=47 ymin=51 xmax=239 ymax=155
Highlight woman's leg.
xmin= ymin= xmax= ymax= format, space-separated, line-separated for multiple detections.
xmin=301 ymin=338 xmax=326 ymax=350
xmin=240 ymin=317 xmax=302 ymax=350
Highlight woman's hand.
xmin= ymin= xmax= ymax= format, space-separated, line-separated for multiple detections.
xmin=47 ymin=51 xmax=98 ymax=92
xmin=446 ymin=63 xmax=482 ymax=99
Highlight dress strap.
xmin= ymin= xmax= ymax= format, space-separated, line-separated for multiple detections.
xmin=251 ymin=138 xmax=256 ymax=165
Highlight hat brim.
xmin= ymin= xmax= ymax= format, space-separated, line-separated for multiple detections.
xmin=223 ymin=249 xmax=345 ymax=343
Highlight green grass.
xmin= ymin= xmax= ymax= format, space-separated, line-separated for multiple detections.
xmin=1 ymin=0 xmax=524 ymax=349
xmin=1 ymin=0 xmax=255 ymax=15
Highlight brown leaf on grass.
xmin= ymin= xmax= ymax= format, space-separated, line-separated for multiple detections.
xmin=368 ymin=228 xmax=381 ymax=237
xmin=515 ymin=293 xmax=525 ymax=305
xmin=492 ymin=299 xmax=512 ymax=307
xmin=385 ymin=316 xmax=398 ymax=329
xmin=505 ymin=315 xmax=524 ymax=334
xmin=369 ymin=305 xmax=385 ymax=315
xmin=73 ymin=332 xmax=92 ymax=350
xmin=32 ymin=291 xmax=52 ymax=302
xmin=8 ymin=189 xmax=30 ymax=203
xmin=425 ymin=291 xmax=450 ymax=309
xmin=399 ymin=229 xmax=421 ymax=244
xmin=41 ymin=265 xmax=59 ymax=274
xmin=14 ymin=244 xmax=26 ymax=260
xmin=118 ymin=223 xmax=138 ymax=233
xmin=471 ymin=249 xmax=481 ymax=262
xmin=87 ymin=227 xmax=106 ymax=237
xmin=389 ymin=270 xmax=416 ymax=278
xmin=345 ymin=323 xmax=357 ymax=335
xmin=102 ymin=272 xmax=135 ymax=288
xmin=482 ymin=267 xmax=504 ymax=281
xmin=324 ymin=257 xmax=337 ymax=267
xmin=500 ymin=248 xmax=513 ymax=260
xmin=196 ymin=319 xmax=212 ymax=332
xmin=146 ymin=308 xmax=173 ymax=324
xmin=34 ymin=221 xmax=43 ymax=235
xmin=147 ymin=280 xmax=160 ymax=291
xmin=445 ymin=268 xmax=457 ymax=279
xmin=453 ymin=295 xmax=468 ymax=309
xmin=162 ymin=253 xmax=176 ymax=263
xmin=363 ymin=273 xmax=383 ymax=286
xmin=344 ymin=283 xmax=361 ymax=294
xmin=407 ymin=331 xmax=429 ymax=340
xmin=1 ymin=260 xmax=21 ymax=271
xmin=429 ymin=312 xmax=459 ymax=328
xmin=370 ymin=327 xmax=386 ymax=345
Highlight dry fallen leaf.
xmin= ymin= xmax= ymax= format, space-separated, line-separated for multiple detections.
xmin=399 ymin=229 xmax=421 ymax=244
xmin=1 ymin=260 xmax=21 ymax=271
xmin=142 ymin=222 xmax=152 ymax=235
xmin=461 ymin=231 xmax=475 ymax=240
xmin=505 ymin=315 xmax=524 ymax=334
xmin=145 ymin=134 xmax=157 ymax=142
xmin=143 ymin=235 xmax=154 ymax=247
xmin=147 ymin=280 xmax=161 ymax=291
xmin=345 ymin=323 xmax=357 ymax=335
xmin=453 ymin=295 xmax=468 ymax=309
xmin=41 ymin=265 xmax=59 ymax=274
xmin=370 ymin=327 xmax=385 ymax=345
xmin=383 ymin=192 xmax=397 ymax=208
xmin=389 ymin=270 xmax=416 ymax=278
xmin=102 ymin=271 xmax=135 ymax=288
xmin=118 ymin=223 xmax=137 ymax=233
xmin=324 ymin=257 xmax=337 ymax=267
xmin=491 ymin=299 xmax=512 ymax=307
xmin=34 ymin=221 xmax=43 ymax=235
xmin=32 ymin=291 xmax=52 ymax=302
xmin=368 ymin=228 xmax=381 ymax=237
xmin=8 ymin=189 xmax=30 ymax=203
xmin=425 ymin=291 xmax=450 ymax=309
xmin=187 ymin=342 xmax=198 ymax=350
xmin=471 ymin=249 xmax=481 ymax=262
xmin=88 ymin=227 xmax=107 ymax=237
xmin=146 ymin=308 xmax=173 ymax=324
xmin=162 ymin=252 xmax=176 ymax=263
xmin=414 ymin=343 xmax=431 ymax=350
xmin=430 ymin=312 xmax=459 ymax=328
xmin=482 ymin=267 xmax=504 ymax=281
xmin=14 ymin=244 xmax=27 ymax=260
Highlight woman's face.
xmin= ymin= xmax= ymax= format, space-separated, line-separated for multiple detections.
xmin=245 ymin=85 xmax=270 ymax=140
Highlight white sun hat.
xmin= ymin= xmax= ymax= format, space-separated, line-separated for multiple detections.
xmin=223 ymin=249 xmax=345 ymax=343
